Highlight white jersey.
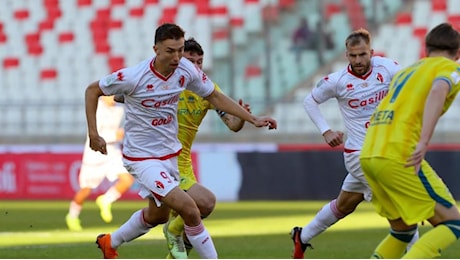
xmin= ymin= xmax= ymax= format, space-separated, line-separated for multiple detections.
xmin=99 ymin=55 xmax=214 ymax=159
xmin=82 ymin=100 xmax=124 ymax=165
xmin=310 ymin=56 xmax=400 ymax=150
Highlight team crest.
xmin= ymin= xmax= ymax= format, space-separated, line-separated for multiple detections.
xmin=155 ymin=181 xmax=164 ymax=190
xmin=202 ymin=73 xmax=208 ymax=83
xmin=376 ymin=73 xmax=384 ymax=83
xmin=346 ymin=83 xmax=354 ymax=91
xmin=179 ymin=75 xmax=185 ymax=87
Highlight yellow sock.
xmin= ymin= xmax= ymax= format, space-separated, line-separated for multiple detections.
xmin=372 ymin=234 xmax=407 ymax=258
xmin=168 ymin=215 xmax=185 ymax=236
xmin=403 ymin=224 xmax=457 ymax=258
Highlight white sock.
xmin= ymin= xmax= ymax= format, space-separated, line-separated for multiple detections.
xmin=301 ymin=199 xmax=346 ymax=243
xmin=102 ymin=187 xmax=122 ymax=204
xmin=111 ymin=209 xmax=153 ymax=248
xmin=406 ymin=228 xmax=420 ymax=251
xmin=68 ymin=201 xmax=82 ymax=218
xmin=184 ymin=222 xmax=218 ymax=258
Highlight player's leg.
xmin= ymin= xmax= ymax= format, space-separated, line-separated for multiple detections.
xmin=403 ymin=162 xmax=460 ymax=258
xmin=66 ymin=187 xmax=92 ymax=231
xmin=291 ymin=159 xmax=366 ymax=258
xmin=163 ymin=186 xmax=217 ymax=259
xmin=97 ymin=198 xmax=170 ymax=259
xmin=96 ymin=158 xmax=178 ymax=259
xmin=164 ymin=167 xmax=198 ymax=258
xmin=168 ymin=182 xmax=216 ymax=236
xmin=66 ymin=164 xmax=104 ymax=231
xmin=166 ymin=182 xmax=217 ymax=257
xmin=361 ymin=158 xmax=427 ymax=258
xmin=97 ymin=172 xmax=134 ymax=223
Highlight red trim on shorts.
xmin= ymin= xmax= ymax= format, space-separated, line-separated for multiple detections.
xmin=344 ymin=148 xmax=359 ymax=153
xmin=122 ymin=149 xmax=182 ymax=161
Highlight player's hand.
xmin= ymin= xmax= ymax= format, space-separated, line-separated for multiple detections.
xmin=253 ymin=116 xmax=277 ymax=130
xmin=405 ymin=142 xmax=428 ymax=174
xmin=323 ymin=130 xmax=344 ymax=147
xmin=89 ymin=135 xmax=108 ymax=155
xmin=239 ymin=99 xmax=251 ymax=114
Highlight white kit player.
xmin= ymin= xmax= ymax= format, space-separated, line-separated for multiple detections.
xmin=66 ymin=95 xmax=134 ymax=231
xmin=88 ymin=23 xmax=277 ymax=259
xmin=290 ymin=28 xmax=418 ymax=258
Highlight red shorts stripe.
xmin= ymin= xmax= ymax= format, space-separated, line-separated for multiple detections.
xmin=122 ymin=149 xmax=182 ymax=161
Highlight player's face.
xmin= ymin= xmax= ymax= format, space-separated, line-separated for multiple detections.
xmin=153 ymin=38 xmax=185 ymax=72
xmin=183 ymin=51 xmax=204 ymax=70
xmin=346 ymin=40 xmax=373 ymax=76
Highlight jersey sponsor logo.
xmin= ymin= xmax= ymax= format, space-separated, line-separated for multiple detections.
xmin=146 ymin=84 xmax=154 ymax=91
xmin=202 ymin=72 xmax=208 ymax=83
xmin=141 ymin=95 xmax=179 ymax=108
xmin=348 ymin=89 xmax=388 ymax=108
xmin=155 ymin=180 xmax=164 ymax=190
xmin=370 ymin=109 xmax=394 ymax=125
xmin=346 ymin=83 xmax=354 ymax=91
xmin=178 ymin=108 xmax=203 ymax=116
xmin=151 ymin=115 xmax=173 ymax=126
xmin=376 ymin=73 xmax=384 ymax=83
xmin=187 ymin=96 xmax=195 ymax=103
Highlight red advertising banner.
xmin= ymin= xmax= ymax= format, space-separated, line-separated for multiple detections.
xmin=0 ymin=146 xmax=141 ymax=200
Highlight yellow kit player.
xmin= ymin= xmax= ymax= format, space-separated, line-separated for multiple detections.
xmin=360 ymin=22 xmax=460 ymax=258
xmin=163 ymin=38 xmax=251 ymax=258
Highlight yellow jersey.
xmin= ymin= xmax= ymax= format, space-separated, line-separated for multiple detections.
xmin=361 ymin=57 xmax=460 ymax=161
xmin=177 ymin=84 xmax=222 ymax=167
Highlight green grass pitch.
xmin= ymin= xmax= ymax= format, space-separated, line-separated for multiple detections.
xmin=0 ymin=200 xmax=459 ymax=258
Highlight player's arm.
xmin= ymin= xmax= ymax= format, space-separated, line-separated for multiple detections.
xmin=405 ymin=79 xmax=450 ymax=171
xmin=205 ymin=90 xmax=276 ymax=129
xmin=217 ymin=99 xmax=250 ymax=132
xmin=85 ymin=81 xmax=107 ymax=154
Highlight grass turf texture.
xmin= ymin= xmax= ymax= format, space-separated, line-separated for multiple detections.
xmin=0 ymin=200 xmax=459 ymax=258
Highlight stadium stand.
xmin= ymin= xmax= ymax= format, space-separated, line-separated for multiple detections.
xmin=1 ymin=0 xmax=460 ymax=143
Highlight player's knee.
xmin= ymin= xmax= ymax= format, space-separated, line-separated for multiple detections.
xmin=178 ymin=205 xmax=201 ymax=226
xmin=336 ymin=201 xmax=358 ymax=215
xmin=199 ymin=194 xmax=216 ymax=218
xmin=390 ymin=226 xmax=418 ymax=242
xmin=143 ymin=207 xmax=169 ymax=225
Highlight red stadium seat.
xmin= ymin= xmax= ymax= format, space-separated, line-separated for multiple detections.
xmin=3 ymin=57 xmax=20 ymax=69
xmin=432 ymin=0 xmax=447 ymax=11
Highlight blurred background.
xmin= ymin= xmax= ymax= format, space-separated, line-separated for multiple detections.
xmin=1 ymin=0 xmax=460 ymax=144
xmin=1 ymin=0 xmax=460 ymax=201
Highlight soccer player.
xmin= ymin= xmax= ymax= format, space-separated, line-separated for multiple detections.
xmin=87 ymin=23 xmax=277 ymax=259
xmin=162 ymin=38 xmax=250 ymax=259
xmin=360 ymin=22 xmax=460 ymax=258
xmin=65 ymin=95 xmax=134 ymax=231
xmin=290 ymin=28 xmax=418 ymax=258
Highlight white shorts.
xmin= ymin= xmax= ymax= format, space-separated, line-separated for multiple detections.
xmin=122 ymin=156 xmax=180 ymax=207
xmin=342 ymin=150 xmax=372 ymax=201
xmin=79 ymin=145 xmax=127 ymax=189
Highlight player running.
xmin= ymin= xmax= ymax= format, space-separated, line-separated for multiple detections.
xmin=65 ymin=95 xmax=134 ymax=231
xmin=360 ymin=22 xmax=460 ymax=258
xmin=290 ymin=28 xmax=418 ymax=258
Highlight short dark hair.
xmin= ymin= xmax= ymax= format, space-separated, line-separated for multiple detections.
xmin=184 ymin=38 xmax=204 ymax=55
xmin=425 ymin=23 xmax=460 ymax=56
xmin=345 ymin=28 xmax=371 ymax=48
xmin=154 ymin=23 xmax=185 ymax=44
